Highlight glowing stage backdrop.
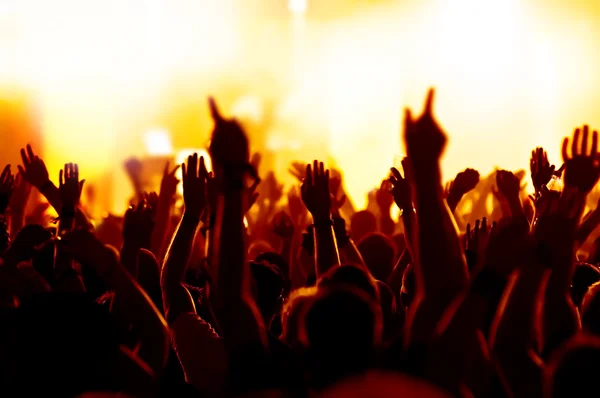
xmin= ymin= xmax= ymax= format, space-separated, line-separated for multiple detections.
xmin=0 ymin=0 xmax=599 ymax=212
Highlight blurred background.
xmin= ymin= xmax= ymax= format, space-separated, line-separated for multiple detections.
xmin=0 ymin=0 xmax=599 ymax=213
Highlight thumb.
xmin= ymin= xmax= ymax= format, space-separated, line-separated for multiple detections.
xmin=79 ymin=179 xmax=86 ymax=192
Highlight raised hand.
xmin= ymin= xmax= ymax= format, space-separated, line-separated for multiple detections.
xmin=288 ymin=161 xmax=307 ymax=183
xmin=301 ymin=160 xmax=331 ymax=222
xmin=272 ymin=211 xmax=295 ymax=239
xmin=448 ymin=168 xmax=480 ymax=198
xmin=388 ymin=165 xmax=412 ymax=211
xmin=159 ymin=161 xmax=180 ymax=201
xmin=262 ymin=172 xmax=283 ymax=205
xmin=403 ymin=89 xmax=447 ymax=167
xmin=123 ymin=195 xmax=156 ymax=248
xmin=465 ymin=218 xmax=493 ymax=270
xmin=18 ymin=145 xmax=50 ymax=189
xmin=496 ymin=170 xmax=520 ymax=200
xmin=562 ymin=125 xmax=600 ymax=193
xmin=376 ymin=179 xmax=395 ymax=211
xmin=530 ymin=147 xmax=562 ymax=192
xmin=58 ymin=163 xmax=84 ymax=210
xmin=208 ymin=97 xmax=249 ymax=169
xmin=181 ymin=153 xmax=207 ymax=220
xmin=0 ymin=165 xmax=14 ymax=214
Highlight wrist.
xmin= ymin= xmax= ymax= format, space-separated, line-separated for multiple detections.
xmin=38 ymin=180 xmax=54 ymax=193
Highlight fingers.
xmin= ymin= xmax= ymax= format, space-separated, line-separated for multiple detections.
xmin=79 ymin=180 xmax=85 ymax=192
xmin=17 ymin=165 xmax=25 ymax=177
xmin=390 ymin=167 xmax=403 ymax=181
xmin=582 ymin=125 xmax=589 ymax=156
xmin=305 ymin=164 xmax=313 ymax=187
xmin=199 ymin=156 xmax=207 ymax=178
xmin=572 ymin=128 xmax=580 ymax=158
xmin=592 ymin=130 xmax=598 ymax=158
xmin=481 ymin=217 xmax=487 ymax=233
xmin=208 ymin=97 xmax=223 ymax=122
xmin=562 ymin=137 xmax=570 ymax=161
xmin=26 ymin=145 xmax=35 ymax=163
xmin=20 ymin=148 xmax=30 ymax=167
xmin=423 ymin=88 xmax=435 ymax=116
xmin=59 ymin=169 xmax=64 ymax=186
xmin=0 ymin=165 xmax=10 ymax=182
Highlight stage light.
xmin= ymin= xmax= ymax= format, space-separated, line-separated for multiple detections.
xmin=144 ymin=128 xmax=173 ymax=156
xmin=288 ymin=0 xmax=307 ymax=15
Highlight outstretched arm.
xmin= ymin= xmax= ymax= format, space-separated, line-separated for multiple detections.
xmin=208 ymin=99 xmax=267 ymax=352
xmin=18 ymin=145 xmax=61 ymax=211
xmin=301 ymin=160 xmax=340 ymax=278
xmin=161 ymin=154 xmax=206 ymax=326
xmin=446 ymin=168 xmax=480 ymax=213
xmin=402 ymin=90 xmax=469 ymax=345
xmin=64 ymin=229 xmax=170 ymax=379
xmin=151 ymin=162 xmax=180 ymax=261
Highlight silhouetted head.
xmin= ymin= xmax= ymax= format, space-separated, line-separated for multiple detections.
xmin=255 ymin=251 xmax=290 ymax=290
xmin=95 ymin=215 xmax=123 ymax=249
xmin=544 ymin=336 xmax=600 ymax=398
xmin=357 ymin=233 xmax=397 ymax=282
xmin=248 ymin=240 xmax=275 ymax=263
xmin=281 ymin=286 xmax=317 ymax=349
xmin=350 ymin=211 xmax=377 ymax=242
xmin=571 ymin=262 xmax=600 ymax=307
xmin=6 ymin=224 xmax=52 ymax=264
xmin=250 ymin=260 xmax=285 ymax=326
xmin=9 ymin=293 xmax=120 ymax=396
xmin=301 ymin=286 xmax=383 ymax=389
xmin=318 ymin=264 xmax=379 ymax=302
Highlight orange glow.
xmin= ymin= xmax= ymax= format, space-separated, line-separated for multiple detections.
xmin=0 ymin=0 xmax=599 ymax=212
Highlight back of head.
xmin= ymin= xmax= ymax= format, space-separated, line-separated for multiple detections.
xmin=357 ymin=233 xmax=397 ymax=282
xmin=281 ymin=287 xmax=317 ymax=349
xmin=350 ymin=211 xmax=377 ymax=242
xmin=10 ymin=293 xmax=120 ymax=396
xmin=318 ymin=265 xmax=379 ymax=301
xmin=248 ymin=240 xmax=275 ymax=263
xmin=571 ymin=262 xmax=600 ymax=308
xmin=544 ymin=336 xmax=600 ymax=398
xmin=250 ymin=260 xmax=285 ymax=325
xmin=302 ymin=286 xmax=383 ymax=389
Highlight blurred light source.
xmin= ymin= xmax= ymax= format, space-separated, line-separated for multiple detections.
xmin=288 ymin=0 xmax=307 ymax=15
xmin=144 ymin=128 xmax=173 ymax=155
xmin=231 ymin=95 xmax=263 ymax=123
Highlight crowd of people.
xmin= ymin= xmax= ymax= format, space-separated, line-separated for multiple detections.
xmin=2 ymin=89 xmax=600 ymax=397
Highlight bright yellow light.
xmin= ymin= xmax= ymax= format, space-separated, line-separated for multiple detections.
xmin=231 ymin=95 xmax=263 ymax=123
xmin=144 ymin=128 xmax=173 ymax=156
xmin=288 ymin=0 xmax=308 ymax=15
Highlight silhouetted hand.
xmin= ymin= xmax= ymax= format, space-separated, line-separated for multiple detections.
xmin=465 ymin=218 xmax=492 ymax=260
xmin=376 ymin=179 xmax=394 ymax=211
xmin=562 ymin=125 xmax=600 ymax=193
xmin=208 ymin=97 xmax=249 ymax=170
xmin=496 ymin=170 xmax=520 ymax=201
xmin=159 ymin=161 xmax=180 ymax=201
xmin=288 ymin=162 xmax=307 ymax=183
xmin=448 ymin=168 xmax=480 ymax=198
xmin=404 ymin=89 xmax=446 ymax=168
xmin=59 ymin=163 xmax=84 ymax=209
xmin=272 ymin=211 xmax=295 ymax=239
xmin=181 ymin=153 xmax=208 ymax=220
xmin=0 ymin=165 xmax=14 ymax=214
xmin=18 ymin=145 xmax=50 ymax=189
xmin=301 ymin=160 xmax=331 ymax=221
xmin=389 ymin=166 xmax=412 ymax=211
xmin=263 ymin=172 xmax=283 ymax=204
xmin=530 ymin=147 xmax=562 ymax=191
xmin=123 ymin=196 xmax=156 ymax=247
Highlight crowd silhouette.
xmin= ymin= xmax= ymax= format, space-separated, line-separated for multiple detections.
xmin=2 ymin=88 xmax=600 ymax=397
